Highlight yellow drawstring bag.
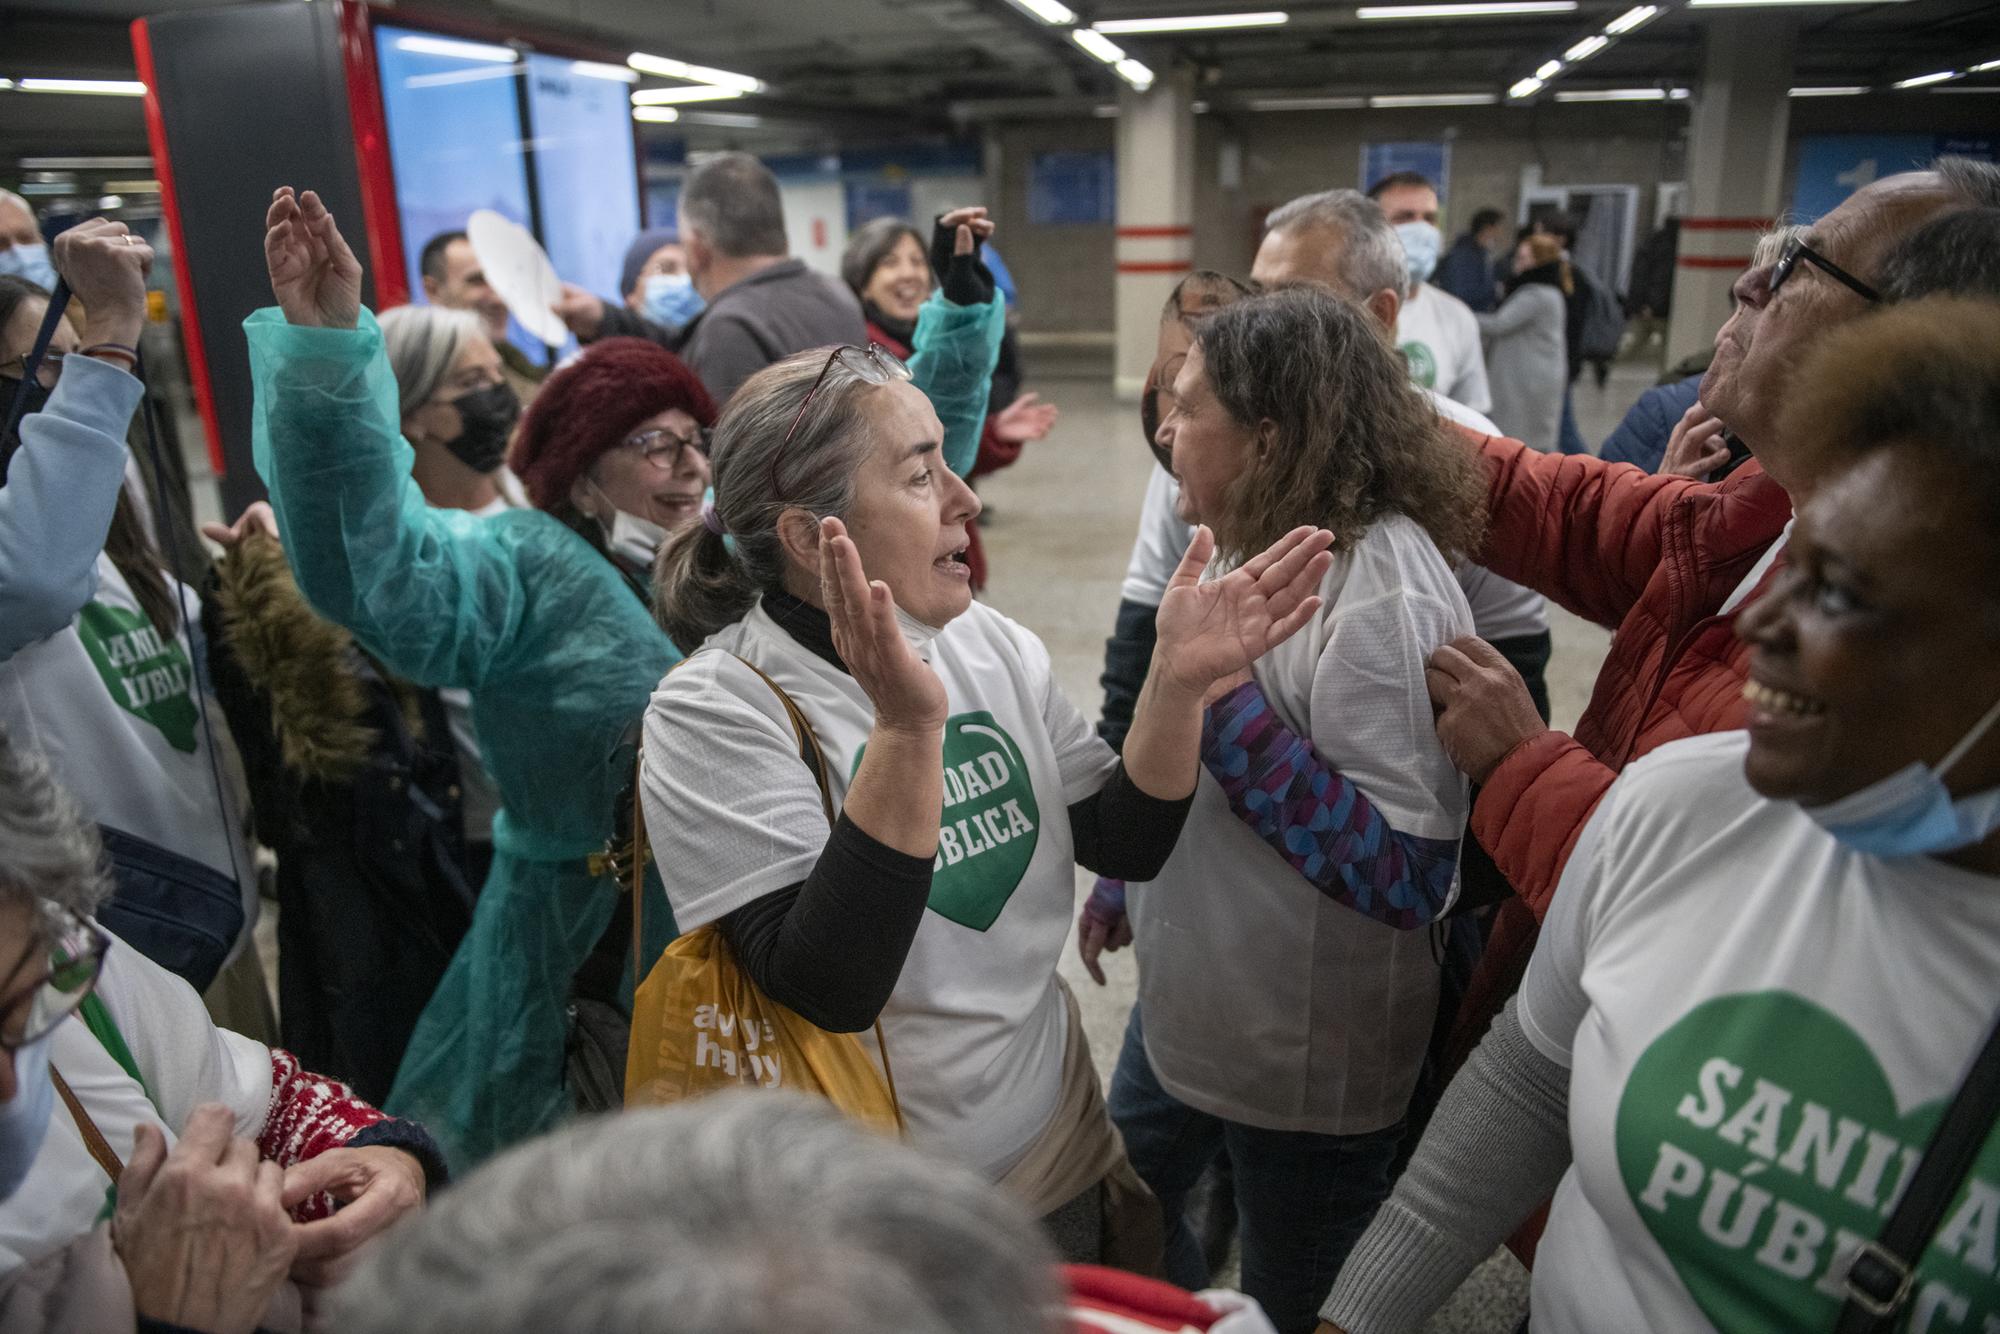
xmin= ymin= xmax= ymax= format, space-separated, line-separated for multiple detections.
xmin=624 ymin=659 xmax=904 ymax=1133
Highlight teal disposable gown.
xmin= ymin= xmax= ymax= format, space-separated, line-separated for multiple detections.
xmin=245 ymin=289 xmax=1004 ymax=1168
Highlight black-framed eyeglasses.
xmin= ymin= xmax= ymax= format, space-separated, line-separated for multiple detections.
xmin=1770 ymin=236 xmax=1880 ymax=304
xmin=1 ymin=907 xmax=110 ymax=1051
xmin=624 ymin=424 xmax=711 ymax=470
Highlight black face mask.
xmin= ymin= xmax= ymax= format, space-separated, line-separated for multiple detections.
xmin=442 ymin=382 xmax=520 ymax=474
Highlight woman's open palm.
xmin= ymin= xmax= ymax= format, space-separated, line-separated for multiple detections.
xmin=1154 ymin=525 xmax=1334 ymax=696
xmin=264 ymin=187 xmax=362 ymax=330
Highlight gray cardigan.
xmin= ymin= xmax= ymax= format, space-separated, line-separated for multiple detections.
xmin=1477 ymin=283 xmax=1568 ymax=454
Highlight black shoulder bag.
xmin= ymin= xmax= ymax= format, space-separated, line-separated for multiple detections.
xmin=1836 ymin=1004 xmax=2000 ymax=1332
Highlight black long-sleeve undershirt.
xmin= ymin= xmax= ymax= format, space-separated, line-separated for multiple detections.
xmin=720 ymin=592 xmax=1192 ymax=1030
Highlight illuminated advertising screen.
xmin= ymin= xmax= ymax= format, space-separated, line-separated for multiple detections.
xmin=372 ymin=27 xmax=532 ymax=325
xmin=523 ymin=53 xmax=642 ymax=305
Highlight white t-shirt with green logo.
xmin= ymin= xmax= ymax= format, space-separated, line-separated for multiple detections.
xmin=1519 ymin=730 xmax=2000 ymax=1333
xmin=641 ymin=598 xmax=1120 ymax=1178
xmin=1396 ymin=284 xmax=1492 ymax=416
xmin=0 ymin=554 xmax=258 ymax=945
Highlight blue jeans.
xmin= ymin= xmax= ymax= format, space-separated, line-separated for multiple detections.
xmin=1108 ymin=1006 xmax=1405 ymax=1334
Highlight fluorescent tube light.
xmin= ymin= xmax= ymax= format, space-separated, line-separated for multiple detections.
xmin=1603 ymin=5 xmax=1659 ymax=33
xmin=570 ymin=60 xmax=639 ymax=83
xmin=632 ymin=106 xmax=682 ymax=123
xmin=1508 ymin=76 xmax=1545 ymax=98
xmin=627 ymin=52 xmax=763 ymax=93
xmin=1565 ymin=34 xmax=1609 ymax=60
xmin=1359 ymin=1 xmax=1576 ymax=16
xmin=1006 ymin=0 xmax=1079 ymax=23
xmin=1370 ymin=92 xmax=1498 ymax=106
xmin=1553 ymin=86 xmax=1671 ymax=100
xmin=12 ymin=78 xmax=148 ymax=96
xmin=1690 ymin=0 xmax=1894 ymax=6
xmin=1892 ymin=70 xmax=1958 ymax=88
xmin=1247 ymin=94 xmax=1367 ymax=109
xmin=679 ymin=111 xmax=764 ymax=128
xmin=0 ymin=80 xmax=12 ymax=91
xmin=1094 ymin=12 xmax=1288 ymax=33
xmin=19 ymin=155 xmax=152 ymax=170
xmin=1788 ymin=85 xmax=1867 ymax=96
xmin=632 ymin=85 xmax=744 ymax=104
xmin=1970 ymin=59 xmax=2000 ymax=73
xmin=103 ymin=179 xmax=161 ymax=193
xmin=1535 ymin=59 xmax=1563 ymax=78
xmin=1072 ymin=29 xmax=1128 ymax=62
xmin=393 ymin=35 xmax=515 ymax=63
xmin=1114 ymin=58 xmax=1157 ymax=90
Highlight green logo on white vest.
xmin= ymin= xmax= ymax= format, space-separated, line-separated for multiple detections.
xmin=1616 ymin=991 xmax=2000 ymax=1330
xmin=77 ymin=602 xmax=197 ymax=753
xmin=856 ymin=711 xmax=1039 ymax=932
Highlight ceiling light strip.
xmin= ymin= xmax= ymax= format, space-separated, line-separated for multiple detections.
xmin=1093 ymin=12 xmax=1288 ymax=32
xmin=1358 ymin=1 xmax=1576 ymax=17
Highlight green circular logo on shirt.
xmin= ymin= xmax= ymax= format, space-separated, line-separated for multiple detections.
xmin=1399 ymin=339 xmax=1439 ymax=389
xmin=856 ymin=711 xmax=1039 ymax=932
xmin=1615 ymin=991 xmax=2000 ymax=1330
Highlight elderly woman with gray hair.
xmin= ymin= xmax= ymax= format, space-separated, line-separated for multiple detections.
xmin=645 ymin=330 xmax=1335 ymax=1265
xmin=336 ymin=1091 xmax=1064 ymax=1334
xmin=840 ymin=216 xmax=1056 ymax=589
xmin=375 ymin=302 xmax=522 ymax=514
xmin=0 ymin=727 xmax=444 ymax=1333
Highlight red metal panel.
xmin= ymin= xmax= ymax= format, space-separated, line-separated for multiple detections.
xmin=339 ymin=0 xmax=408 ymax=307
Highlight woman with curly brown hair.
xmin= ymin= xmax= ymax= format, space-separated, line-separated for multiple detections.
xmin=1109 ymin=284 xmax=1487 ymax=1333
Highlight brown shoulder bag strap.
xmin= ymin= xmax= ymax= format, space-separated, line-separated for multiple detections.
xmin=50 ymin=1065 xmax=124 ymax=1182
xmin=731 ymin=656 xmax=906 ymax=1133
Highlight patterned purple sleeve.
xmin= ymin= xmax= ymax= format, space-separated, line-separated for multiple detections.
xmin=1202 ymin=681 xmax=1460 ymax=930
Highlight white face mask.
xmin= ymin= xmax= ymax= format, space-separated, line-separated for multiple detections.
xmin=893 ymin=605 xmax=943 ymax=659
xmin=587 ymin=480 xmax=666 ymax=571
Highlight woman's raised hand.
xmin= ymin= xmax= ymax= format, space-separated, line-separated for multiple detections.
xmin=818 ymin=516 xmax=948 ymax=736
xmin=1153 ymin=525 xmax=1335 ymax=700
xmin=264 ymin=187 xmax=361 ymax=330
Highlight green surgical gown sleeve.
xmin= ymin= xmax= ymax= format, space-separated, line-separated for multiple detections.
xmin=246 ymin=306 xmax=531 ymax=691
xmin=906 ymin=289 xmax=1007 ymax=479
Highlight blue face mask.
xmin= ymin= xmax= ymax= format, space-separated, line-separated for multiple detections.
xmin=1395 ymin=221 xmax=1443 ymax=286
xmin=1802 ymin=694 xmax=2000 ymax=858
xmin=641 ymin=273 xmax=705 ymax=329
xmin=0 ymin=1029 xmax=57 ymax=1201
xmin=0 ymin=242 xmax=58 ymax=293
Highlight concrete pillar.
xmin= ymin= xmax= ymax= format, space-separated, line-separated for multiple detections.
xmin=1664 ymin=13 xmax=1795 ymax=366
xmin=1113 ymin=66 xmax=1196 ymax=400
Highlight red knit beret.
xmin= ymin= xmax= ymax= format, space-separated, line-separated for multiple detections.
xmin=510 ymin=336 xmax=719 ymax=511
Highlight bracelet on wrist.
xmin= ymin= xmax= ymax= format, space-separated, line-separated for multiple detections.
xmin=79 ymin=342 xmax=140 ymax=369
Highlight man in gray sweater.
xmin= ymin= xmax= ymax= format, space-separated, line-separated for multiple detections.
xmin=677 ymin=152 xmax=866 ymax=405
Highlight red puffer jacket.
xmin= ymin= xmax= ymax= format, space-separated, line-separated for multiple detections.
xmin=1448 ymin=429 xmax=1794 ymax=1067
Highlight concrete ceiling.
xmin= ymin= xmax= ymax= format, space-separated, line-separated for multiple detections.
xmin=3 ymin=0 xmax=1997 ymax=166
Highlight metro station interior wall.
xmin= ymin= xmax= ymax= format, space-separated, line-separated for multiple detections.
xmin=990 ymin=104 xmax=1688 ymax=334
xmin=989 ymin=118 xmax=1117 ymax=335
